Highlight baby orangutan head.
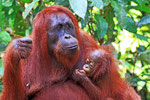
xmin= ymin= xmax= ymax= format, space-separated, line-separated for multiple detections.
xmin=83 ymin=49 xmax=111 ymax=81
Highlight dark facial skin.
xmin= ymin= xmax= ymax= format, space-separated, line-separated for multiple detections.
xmin=46 ymin=12 xmax=78 ymax=56
xmin=82 ymin=59 xmax=94 ymax=75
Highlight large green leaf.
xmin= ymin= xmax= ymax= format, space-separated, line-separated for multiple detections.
xmin=111 ymin=0 xmax=137 ymax=33
xmin=69 ymin=0 xmax=87 ymax=19
xmin=137 ymin=15 xmax=150 ymax=27
xmin=94 ymin=15 xmax=108 ymax=39
xmin=92 ymin=0 xmax=103 ymax=9
xmin=23 ymin=0 xmax=39 ymax=18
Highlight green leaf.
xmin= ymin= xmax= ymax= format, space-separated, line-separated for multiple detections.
xmin=92 ymin=0 xmax=103 ymax=9
xmin=142 ymin=74 xmax=150 ymax=77
xmin=104 ymin=6 xmax=115 ymax=43
xmin=0 ymin=31 xmax=12 ymax=52
xmin=23 ymin=0 xmax=39 ymax=18
xmin=135 ymin=34 xmax=148 ymax=41
xmin=21 ymin=0 xmax=31 ymax=3
xmin=138 ymin=50 xmax=150 ymax=64
xmin=125 ymin=17 xmax=137 ymax=33
xmin=0 ymin=11 xmax=5 ymax=29
xmin=81 ymin=10 xmax=90 ymax=28
xmin=69 ymin=0 xmax=87 ymax=19
xmin=0 ymin=59 xmax=3 ymax=76
xmin=0 ymin=84 xmax=3 ymax=94
xmin=8 ymin=8 xmax=14 ymax=15
xmin=55 ymin=0 xmax=69 ymax=6
xmin=33 ymin=4 xmax=45 ymax=18
xmin=103 ymin=0 xmax=110 ymax=7
xmin=137 ymin=45 xmax=146 ymax=54
xmin=2 ymin=0 xmax=14 ymax=7
xmin=104 ymin=6 xmax=114 ymax=28
xmin=111 ymin=0 xmax=137 ymax=33
xmin=94 ymin=15 xmax=108 ymax=39
xmin=136 ymin=4 xmax=150 ymax=13
xmin=136 ymin=0 xmax=143 ymax=6
xmin=143 ymin=0 xmax=149 ymax=4
xmin=137 ymin=15 xmax=150 ymax=27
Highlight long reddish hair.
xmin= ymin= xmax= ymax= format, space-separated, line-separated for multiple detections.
xmin=29 ymin=5 xmax=81 ymax=70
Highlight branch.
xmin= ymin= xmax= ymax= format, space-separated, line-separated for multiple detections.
xmin=104 ymin=5 xmax=111 ymax=18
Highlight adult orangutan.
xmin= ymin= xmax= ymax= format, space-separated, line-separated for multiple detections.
xmin=1 ymin=5 xmax=140 ymax=100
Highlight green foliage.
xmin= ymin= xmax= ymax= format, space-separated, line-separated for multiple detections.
xmin=0 ymin=0 xmax=150 ymax=99
xmin=111 ymin=0 xmax=137 ymax=33
xmin=138 ymin=15 xmax=150 ymax=27
xmin=0 ymin=31 xmax=11 ymax=52
xmin=0 ymin=59 xmax=3 ymax=76
xmin=92 ymin=0 xmax=103 ymax=9
xmin=138 ymin=50 xmax=150 ymax=64
xmin=69 ymin=0 xmax=87 ymax=19
xmin=94 ymin=15 xmax=108 ymax=39
xmin=23 ymin=0 xmax=40 ymax=18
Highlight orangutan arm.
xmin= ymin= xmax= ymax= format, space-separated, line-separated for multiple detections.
xmin=72 ymin=69 xmax=103 ymax=100
xmin=1 ymin=37 xmax=32 ymax=100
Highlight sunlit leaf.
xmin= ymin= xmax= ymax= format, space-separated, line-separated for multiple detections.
xmin=23 ymin=0 xmax=39 ymax=18
xmin=92 ymin=0 xmax=103 ymax=9
xmin=2 ymin=0 xmax=14 ymax=7
xmin=111 ymin=0 xmax=137 ymax=33
xmin=69 ymin=0 xmax=87 ymax=19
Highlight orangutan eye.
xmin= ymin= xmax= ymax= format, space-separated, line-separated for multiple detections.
xmin=90 ymin=62 xmax=93 ymax=66
xmin=57 ymin=24 xmax=63 ymax=30
xmin=66 ymin=23 xmax=71 ymax=29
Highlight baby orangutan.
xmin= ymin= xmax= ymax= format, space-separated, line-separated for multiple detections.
xmin=72 ymin=49 xmax=113 ymax=100
xmin=72 ymin=49 xmax=141 ymax=100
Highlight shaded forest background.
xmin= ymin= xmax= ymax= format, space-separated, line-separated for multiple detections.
xmin=0 ymin=0 xmax=150 ymax=99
